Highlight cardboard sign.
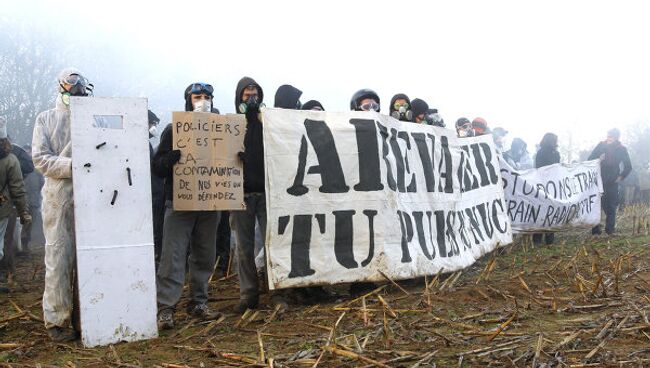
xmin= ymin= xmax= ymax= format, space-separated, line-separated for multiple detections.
xmin=262 ymin=108 xmax=512 ymax=290
xmin=70 ymin=97 xmax=157 ymax=347
xmin=172 ymin=112 xmax=246 ymax=211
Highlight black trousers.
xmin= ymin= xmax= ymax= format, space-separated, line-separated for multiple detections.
xmin=592 ymin=183 xmax=619 ymax=235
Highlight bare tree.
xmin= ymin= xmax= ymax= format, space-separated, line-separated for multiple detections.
xmin=0 ymin=20 xmax=67 ymax=146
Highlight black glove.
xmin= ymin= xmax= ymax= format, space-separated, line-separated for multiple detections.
xmin=167 ymin=150 xmax=182 ymax=166
xmin=237 ymin=151 xmax=246 ymax=163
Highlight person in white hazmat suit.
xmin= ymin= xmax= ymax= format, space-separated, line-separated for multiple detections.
xmin=32 ymin=68 xmax=94 ymax=342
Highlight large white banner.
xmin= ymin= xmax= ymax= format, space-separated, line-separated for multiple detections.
xmin=500 ymin=158 xmax=603 ymax=232
xmin=263 ymin=109 xmax=512 ymax=290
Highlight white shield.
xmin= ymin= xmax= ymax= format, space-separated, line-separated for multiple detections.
xmin=70 ymin=97 xmax=157 ymax=347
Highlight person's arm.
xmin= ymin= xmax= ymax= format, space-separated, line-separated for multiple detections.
xmin=587 ymin=142 xmax=604 ymax=161
xmin=31 ymin=113 xmax=72 ymax=179
xmin=12 ymin=145 xmax=35 ymax=177
xmin=619 ymin=147 xmax=632 ymax=181
xmin=152 ymin=125 xmax=180 ymax=178
xmin=7 ymin=155 xmax=29 ymax=218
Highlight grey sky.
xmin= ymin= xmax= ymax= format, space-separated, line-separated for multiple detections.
xmin=4 ymin=0 xmax=650 ymax=153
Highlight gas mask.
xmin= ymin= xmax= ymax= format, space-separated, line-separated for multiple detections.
xmin=59 ymin=83 xmax=93 ymax=106
xmin=425 ymin=112 xmax=445 ymax=127
xmin=391 ymin=104 xmax=413 ymax=121
xmin=457 ymin=126 xmax=475 ymax=138
xmin=193 ymin=99 xmax=211 ymax=112
xmin=238 ymin=95 xmax=263 ymax=114
xmin=149 ymin=125 xmax=158 ymax=137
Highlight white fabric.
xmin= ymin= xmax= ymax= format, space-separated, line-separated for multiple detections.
xmin=500 ymin=158 xmax=603 ymax=232
xmin=262 ymin=108 xmax=512 ymax=289
xmin=32 ymin=96 xmax=75 ymax=329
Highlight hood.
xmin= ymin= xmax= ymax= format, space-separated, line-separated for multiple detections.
xmin=410 ymin=98 xmax=429 ymax=120
xmin=389 ymin=93 xmax=411 ymax=115
xmin=302 ymin=100 xmax=325 ymax=111
xmin=235 ymin=76 xmax=264 ymax=112
xmin=511 ymin=138 xmax=527 ymax=153
xmin=274 ymin=84 xmax=303 ymax=109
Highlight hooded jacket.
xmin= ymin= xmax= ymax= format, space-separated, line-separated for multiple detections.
xmin=302 ymin=100 xmax=324 ymax=111
xmin=235 ymin=77 xmax=266 ymax=194
xmin=410 ymin=98 xmax=429 ymax=122
xmin=389 ymin=93 xmax=411 ymax=121
xmin=0 ymin=150 xmax=28 ymax=219
xmin=588 ymin=140 xmax=632 ymax=185
xmin=274 ymin=85 xmax=302 ymax=109
xmin=535 ymin=134 xmax=560 ymax=168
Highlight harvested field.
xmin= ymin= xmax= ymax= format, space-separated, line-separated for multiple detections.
xmin=1 ymin=206 xmax=649 ymax=367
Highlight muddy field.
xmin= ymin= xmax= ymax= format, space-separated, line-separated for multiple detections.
xmin=1 ymin=207 xmax=649 ymax=367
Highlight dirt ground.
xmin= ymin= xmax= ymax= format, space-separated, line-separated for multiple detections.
xmin=1 ymin=206 xmax=649 ymax=367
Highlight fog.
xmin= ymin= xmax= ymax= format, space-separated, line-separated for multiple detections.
xmin=2 ymin=0 xmax=650 ymax=156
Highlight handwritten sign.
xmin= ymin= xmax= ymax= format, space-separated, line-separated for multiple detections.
xmin=172 ymin=112 xmax=246 ymax=211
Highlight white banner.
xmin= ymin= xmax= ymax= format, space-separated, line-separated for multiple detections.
xmin=263 ymin=109 xmax=512 ymax=290
xmin=500 ymin=158 xmax=603 ymax=232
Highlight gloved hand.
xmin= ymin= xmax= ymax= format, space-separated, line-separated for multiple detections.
xmin=167 ymin=150 xmax=182 ymax=166
xmin=237 ymin=151 xmax=246 ymax=163
xmin=19 ymin=213 xmax=32 ymax=225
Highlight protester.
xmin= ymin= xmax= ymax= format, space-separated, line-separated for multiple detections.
xmin=410 ymin=98 xmax=429 ymax=124
xmin=32 ymin=68 xmax=91 ymax=341
xmin=455 ymin=117 xmax=474 ymax=137
xmin=588 ymin=128 xmax=632 ymax=235
xmin=0 ymin=141 xmax=35 ymax=269
xmin=504 ymin=138 xmax=534 ymax=170
xmin=389 ymin=93 xmax=412 ymax=121
xmin=19 ymin=145 xmax=45 ymax=256
xmin=532 ymin=133 xmax=561 ymax=245
xmin=301 ymin=100 xmax=324 ymax=111
xmin=426 ymin=109 xmax=445 ymax=127
xmin=147 ymin=110 xmax=165 ymax=266
xmin=350 ymin=89 xmax=380 ymax=112
xmin=274 ymin=84 xmax=302 ymax=109
xmin=231 ymin=76 xmax=290 ymax=313
xmin=472 ymin=117 xmax=490 ymax=136
xmin=0 ymin=118 xmax=31 ymax=293
xmin=153 ymin=83 xmax=222 ymax=329
xmin=492 ymin=127 xmax=508 ymax=152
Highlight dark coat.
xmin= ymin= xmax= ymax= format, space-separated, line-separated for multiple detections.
xmin=535 ymin=147 xmax=560 ymax=168
xmin=588 ymin=141 xmax=632 ymax=185
xmin=235 ymin=77 xmax=266 ymax=194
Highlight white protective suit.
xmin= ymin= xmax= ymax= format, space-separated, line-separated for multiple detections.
xmin=32 ymin=69 xmax=78 ymax=329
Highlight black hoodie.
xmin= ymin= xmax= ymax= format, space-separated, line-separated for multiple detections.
xmin=274 ymin=84 xmax=302 ymax=109
xmin=235 ymin=77 xmax=266 ymax=193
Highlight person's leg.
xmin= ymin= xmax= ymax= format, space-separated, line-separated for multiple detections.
xmin=231 ymin=196 xmax=260 ymax=309
xmin=2 ymin=210 xmax=16 ymax=275
xmin=20 ymin=210 xmax=33 ymax=254
xmin=156 ymin=204 xmax=195 ymax=311
xmin=152 ymin=198 xmax=165 ymax=267
xmin=42 ymin=193 xmax=76 ymax=335
xmin=187 ymin=211 xmax=220 ymax=309
xmin=0 ymin=217 xmax=9 ymax=293
xmin=215 ymin=211 xmax=231 ymax=275
xmin=604 ymin=184 xmax=619 ymax=235
xmin=545 ymin=232 xmax=555 ymax=245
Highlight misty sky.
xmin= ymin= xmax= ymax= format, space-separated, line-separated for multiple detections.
xmin=3 ymin=0 xmax=650 ymax=153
